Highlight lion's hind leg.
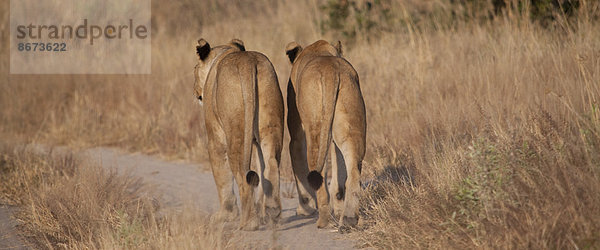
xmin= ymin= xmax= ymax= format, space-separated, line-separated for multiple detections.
xmin=333 ymin=137 xmax=364 ymax=232
xmin=226 ymin=134 xmax=259 ymax=231
xmin=255 ymin=138 xmax=282 ymax=225
xmin=331 ymin=110 xmax=365 ymax=232
xmin=287 ymin=83 xmax=317 ymax=216
xmin=207 ymin=125 xmax=239 ymax=223
xmin=252 ymin=142 xmax=267 ymax=223
xmin=329 ymin=142 xmax=347 ymax=222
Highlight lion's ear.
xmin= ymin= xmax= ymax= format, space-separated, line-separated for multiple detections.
xmin=229 ymin=39 xmax=245 ymax=51
xmin=196 ymin=39 xmax=211 ymax=61
xmin=333 ymin=40 xmax=343 ymax=56
xmin=285 ymin=42 xmax=302 ymax=63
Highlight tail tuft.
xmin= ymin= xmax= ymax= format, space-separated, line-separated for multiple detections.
xmin=336 ymin=187 xmax=345 ymax=200
xmin=307 ymin=171 xmax=324 ymax=190
xmin=246 ymin=171 xmax=259 ymax=187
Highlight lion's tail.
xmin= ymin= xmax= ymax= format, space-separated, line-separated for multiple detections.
xmin=242 ymin=60 xmax=259 ymax=187
xmin=307 ymin=61 xmax=341 ymax=190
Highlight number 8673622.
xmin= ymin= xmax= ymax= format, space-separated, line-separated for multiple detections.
xmin=17 ymin=42 xmax=67 ymax=52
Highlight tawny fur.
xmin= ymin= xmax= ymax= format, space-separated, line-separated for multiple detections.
xmin=285 ymin=40 xmax=366 ymax=231
xmin=194 ymin=38 xmax=284 ymax=231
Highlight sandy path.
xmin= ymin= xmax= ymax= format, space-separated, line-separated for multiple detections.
xmin=85 ymin=147 xmax=356 ymax=249
xmin=0 ymin=205 xmax=30 ymax=250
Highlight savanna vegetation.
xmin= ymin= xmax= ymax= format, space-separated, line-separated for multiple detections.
xmin=0 ymin=144 xmax=228 ymax=248
xmin=1 ymin=0 xmax=599 ymax=248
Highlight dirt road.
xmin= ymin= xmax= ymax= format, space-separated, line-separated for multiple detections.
xmin=0 ymin=205 xmax=30 ymax=250
xmin=85 ymin=147 xmax=357 ymax=249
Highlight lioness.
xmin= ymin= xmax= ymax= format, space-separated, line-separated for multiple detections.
xmin=194 ymin=38 xmax=284 ymax=230
xmin=285 ymin=40 xmax=366 ymax=231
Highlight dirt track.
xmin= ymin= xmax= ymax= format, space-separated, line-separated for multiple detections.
xmin=85 ymin=147 xmax=357 ymax=249
xmin=0 ymin=205 xmax=29 ymax=250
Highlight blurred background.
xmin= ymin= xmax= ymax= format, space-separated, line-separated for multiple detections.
xmin=1 ymin=0 xmax=599 ymax=248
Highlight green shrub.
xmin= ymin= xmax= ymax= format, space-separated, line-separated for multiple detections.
xmin=319 ymin=0 xmax=583 ymax=39
xmin=453 ymin=0 xmax=581 ymax=25
xmin=319 ymin=0 xmax=394 ymax=45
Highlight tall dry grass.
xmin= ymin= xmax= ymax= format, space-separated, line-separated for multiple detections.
xmin=0 ymin=0 xmax=337 ymax=183
xmin=347 ymin=4 xmax=600 ymax=249
xmin=354 ymin=21 xmax=600 ymax=248
xmin=0 ymin=0 xmax=323 ymax=179
xmin=1 ymin=0 xmax=600 ymax=248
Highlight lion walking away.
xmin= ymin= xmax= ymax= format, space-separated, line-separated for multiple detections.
xmin=193 ymin=38 xmax=284 ymax=230
xmin=285 ymin=40 xmax=366 ymax=232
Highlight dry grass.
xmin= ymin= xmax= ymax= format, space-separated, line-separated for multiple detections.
xmin=0 ymin=143 xmax=229 ymax=249
xmin=1 ymin=0 xmax=600 ymax=249
xmin=350 ymin=6 xmax=600 ymax=250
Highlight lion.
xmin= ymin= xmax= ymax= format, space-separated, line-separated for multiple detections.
xmin=284 ymin=40 xmax=366 ymax=231
xmin=193 ymin=38 xmax=284 ymax=230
